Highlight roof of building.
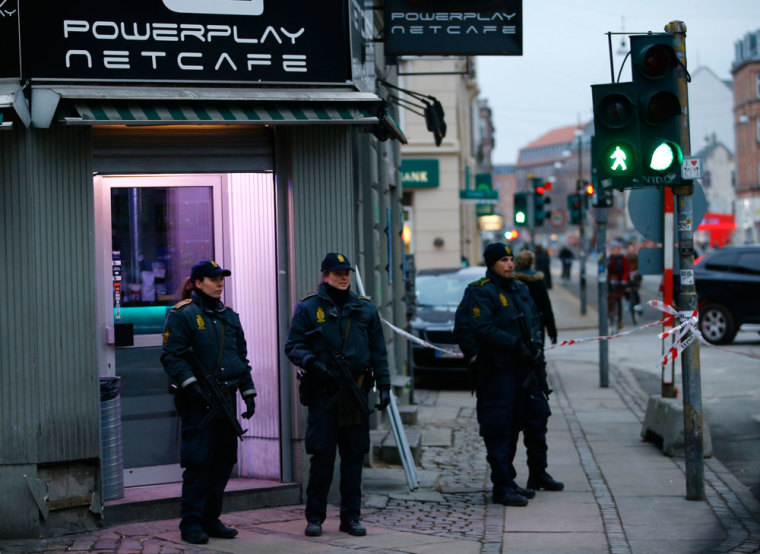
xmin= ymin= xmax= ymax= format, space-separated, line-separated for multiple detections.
xmin=521 ymin=124 xmax=584 ymax=150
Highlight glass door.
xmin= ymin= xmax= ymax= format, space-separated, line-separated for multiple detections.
xmin=96 ymin=175 xmax=224 ymax=486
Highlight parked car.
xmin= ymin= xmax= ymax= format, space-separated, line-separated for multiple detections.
xmin=408 ymin=266 xmax=485 ymax=382
xmin=695 ymin=245 xmax=760 ymax=344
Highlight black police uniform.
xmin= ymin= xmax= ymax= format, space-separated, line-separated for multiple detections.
xmin=161 ymin=277 xmax=256 ymax=541
xmin=455 ymin=264 xmax=542 ymax=504
xmin=285 ymin=256 xmax=390 ymax=534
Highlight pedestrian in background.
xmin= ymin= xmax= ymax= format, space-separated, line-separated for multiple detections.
xmin=626 ymin=242 xmax=643 ymax=318
xmin=161 ymin=260 xmax=257 ymax=545
xmin=285 ymin=252 xmax=391 ymax=538
xmin=533 ymin=244 xmax=552 ymax=290
xmin=559 ymin=244 xmax=574 ymax=281
xmin=514 ymin=250 xmax=557 ymax=346
xmin=455 ymin=243 xmax=560 ymax=507
xmin=607 ymin=241 xmax=631 ymax=330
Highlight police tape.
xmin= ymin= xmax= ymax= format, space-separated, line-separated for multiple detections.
xmin=381 ymin=318 xmax=464 ymax=357
xmin=383 ymin=301 xmax=760 ymax=363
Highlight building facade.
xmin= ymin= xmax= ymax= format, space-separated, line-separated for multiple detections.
xmin=732 ymin=29 xmax=760 ymax=244
xmin=398 ymin=57 xmax=483 ymax=269
xmin=0 ymin=1 xmax=409 ymax=538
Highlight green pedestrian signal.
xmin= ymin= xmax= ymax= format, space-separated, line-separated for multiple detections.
xmin=591 ymin=82 xmax=639 ymax=185
xmin=513 ymin=192 xmax=528 ymax=227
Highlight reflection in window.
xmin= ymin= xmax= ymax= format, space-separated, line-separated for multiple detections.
xmin=111 ymin=187 xmax=213 ymax=309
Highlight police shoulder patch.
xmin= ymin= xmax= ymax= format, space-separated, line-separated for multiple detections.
xmin=172 ymin=298 xmax=193 ymax=309
xmin=299 ymin=292 xmax=318 ymax=302
xmin=469 ymin=277 xmax=490 ymax=287
xmin=359 ymin=295 xmax=372 ymax=301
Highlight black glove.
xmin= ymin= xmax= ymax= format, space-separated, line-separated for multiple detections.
xmin=241 ymin=394 xmax=256 ymax=419
xmin=549 ymin=332 xmax=557 ymax=345
xmin=375 ymin=387 xmax=391 ymax=411
xmin=184 ymin=382 xmax=210 ymax=406
xmin=310 ymin=361 xmax=335 ymax=381
xmin=517 ymin=342 xmax=532 ymax=363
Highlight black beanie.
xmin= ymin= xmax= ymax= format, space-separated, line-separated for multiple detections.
xmin=483 ymin=243 xmax=513 ymax=267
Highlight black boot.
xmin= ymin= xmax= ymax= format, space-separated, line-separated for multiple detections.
xmin=339 ymin=520 xmax=367 ymax=536
xmin=493 ymin=490 xmax=529 ymax=506
xmin=515 ymin=485 xmax=536 ymax=499
xmin=181 ymin=527 xmax=209 ymax=544
xmin=304 ymin=520 xmax=322 ymax=537
xmin=203 ymin=520 xmax=238 ymax=538
xmin=527 ymin=472 xmax=565 ymax=491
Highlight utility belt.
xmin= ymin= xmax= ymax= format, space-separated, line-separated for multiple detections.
xmin=298 ymin=366 xmax=372 ymax=407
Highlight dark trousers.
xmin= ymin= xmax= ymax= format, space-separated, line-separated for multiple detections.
xmin=175 ymin=396 xmax=238 ymax=532
xmin=511 ymin=393 xmax=551 ymax=480
xmin=476 ymin=367 xmax=521 ymax=494
xmin=304 ymin=389 xmax=370 ymax=524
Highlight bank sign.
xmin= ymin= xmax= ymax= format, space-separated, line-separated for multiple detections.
xmin=401 ymin=159 xmax=439 ymax=188
xmin=384 ymin=0 xmax=522 ymax=56
xmin=18 ymin=0 xmax=351 ymax=84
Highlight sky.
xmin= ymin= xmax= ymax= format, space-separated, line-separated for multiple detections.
xmin=477 ymin=0 xmax=760 ymax=165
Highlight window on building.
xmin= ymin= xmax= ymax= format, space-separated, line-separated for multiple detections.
xmin=757 ymin=117 xmax=760 ymax=141
xmin=756 ymin=72 xmax=760 ymax=98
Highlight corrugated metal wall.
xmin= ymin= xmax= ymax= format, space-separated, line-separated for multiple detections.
xmin=0 ymin=126 xmax=99 ymax=464
xmin=225 ymin=172 xmax=281 ymax=480
xmin=289 ymin=126 xmax=355 ymax=296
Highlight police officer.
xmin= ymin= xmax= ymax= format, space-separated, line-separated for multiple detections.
xmin=512 ymin=250 xmax=564 ymax=493
xmin=161 ymin=260 xmax=257 ymax=545
xmin=454 ymin=243 xmax=547 ymax=506
xmin=285 ymin=252 xmax=391 ymax=538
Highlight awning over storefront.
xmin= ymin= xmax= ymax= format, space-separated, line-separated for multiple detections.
xmin=0 ymin=84 xmax=31 ymax=129
xmin=32 ymin=85 xmax=384 ymax=128
xmin=62 ymin=101 xmax=378 ymax=126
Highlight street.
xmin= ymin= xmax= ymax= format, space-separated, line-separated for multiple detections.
xmin=554 ymin=256 xmax=760 ymax=503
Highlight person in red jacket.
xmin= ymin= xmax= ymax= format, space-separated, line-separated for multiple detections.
xmin=607 ymin=242 xmax=631 ymax=330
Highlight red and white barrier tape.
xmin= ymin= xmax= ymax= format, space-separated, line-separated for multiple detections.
xmin=383 ymin=301 xmax=760 ymax=363
xmin=381 ymin=318 xmax=463 ymax=357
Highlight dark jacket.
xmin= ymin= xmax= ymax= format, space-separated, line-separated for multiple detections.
xmin=285 ymin=283 xmax=390 ymax=388
xmin=513 ymin=269 xmax=557 ymax=343
xmin=161 ymin=291 xmax=256 ymax=397
xmin=454 ymin=269 xmax=541 ymax=372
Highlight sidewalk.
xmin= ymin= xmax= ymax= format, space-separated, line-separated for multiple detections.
xmin=1 ymin=283 xmax=759 ymax=553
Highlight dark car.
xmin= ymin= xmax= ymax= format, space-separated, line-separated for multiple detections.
xmin=695 ymin=245 xmax=760 ymax=344
xmin=408 ymin=266 xmax=486 ymax=382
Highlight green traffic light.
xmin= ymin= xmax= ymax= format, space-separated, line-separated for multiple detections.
xmin=603 ymin=143 xmax=633 ymax=175
xmin=650 ymin=143 xmax=675 ymax=171
xmin=515 ymin=211 xmax=526 ymax=224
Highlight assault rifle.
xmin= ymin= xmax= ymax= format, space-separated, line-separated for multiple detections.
xmin=304 ymin=328 xmax=373 ymax=416
xmin=183 ymin=350 xmax=247 ymax=439
xmin=514 ymin=313 xmax=553 ymax=398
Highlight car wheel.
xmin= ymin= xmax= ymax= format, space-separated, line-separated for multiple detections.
xmin=698 ymin=303 xmax=737 ymax=345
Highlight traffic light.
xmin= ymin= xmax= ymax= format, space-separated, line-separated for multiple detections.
xmin=513 ymin=192 xmax=528 ymax=227
xmin=568 ymin=193 xmax=582 ymax=225
xmin=591 ymin=82 xmax=639 ymax=185
xmin=532 ymin=178 xmax=550 ymax=226
xmin=630 ymin=34 xmax=682 ymax=185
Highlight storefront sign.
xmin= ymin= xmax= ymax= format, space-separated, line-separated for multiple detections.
xmin=0 ymin=0 xmax=20 ymax=78
xmin=18 ymin=0 xmax=350 ymax=84
xmin=401 ymin=159 xmax=439 ymax=188
xmin=384 ymin=0 xmax=523 ymax=56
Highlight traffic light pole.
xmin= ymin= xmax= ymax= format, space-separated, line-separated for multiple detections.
xmin=596 ymin=206 xmax=609 ymax=387
xmin=667 ymin=20 xmax=704 ymax=501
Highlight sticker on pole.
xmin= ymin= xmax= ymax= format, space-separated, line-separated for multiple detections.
xmin=680 ymin=269 xmax=695 ymax=285
xmin=681 ymin=157 xmax=703 ymax=180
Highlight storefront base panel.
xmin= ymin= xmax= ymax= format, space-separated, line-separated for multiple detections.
xmin=0 ymin=461 xmax=101 ymax=539
xmin=103 ymin=478 xmax=301 ymax=527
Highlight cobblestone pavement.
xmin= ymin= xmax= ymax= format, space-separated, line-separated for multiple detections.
xmin=364 ymin=392 xmax=497 ymax=544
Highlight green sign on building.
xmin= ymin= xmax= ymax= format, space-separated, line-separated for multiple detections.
xmin=401 ymin=159 xmax=439 ymax=188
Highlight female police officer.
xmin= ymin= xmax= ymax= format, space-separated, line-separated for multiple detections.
xmin=161 ymin=260 xmax=257 ymax=544
xmin=285 ymin=252 xmax=391 ymax=538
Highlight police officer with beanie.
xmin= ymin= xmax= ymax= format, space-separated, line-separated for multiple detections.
xmin=454 ymin=243 xmax=552 ymax=506
xmin=161 ymin=260 xmax=257 ymax=545
xmin=285 ymin=252 xmax=391 ymax=538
